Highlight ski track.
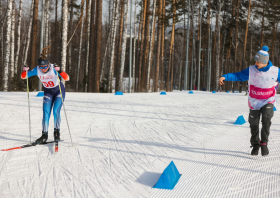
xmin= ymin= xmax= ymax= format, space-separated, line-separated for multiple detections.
xmin=1 ymin=91 xmax=280 ymax=197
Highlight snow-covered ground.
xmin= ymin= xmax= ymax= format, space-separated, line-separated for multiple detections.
xmin=1 ymin=90 xmax=280 ymax=198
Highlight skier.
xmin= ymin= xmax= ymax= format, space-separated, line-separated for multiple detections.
xmin=21 ymin=46 xmax=69 ymax=144
xmin=219 ymin=46 xmax=278 ymax=156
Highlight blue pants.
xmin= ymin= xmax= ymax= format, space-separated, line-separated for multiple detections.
xmin=42 ymin=83 xmax=65 ymax=132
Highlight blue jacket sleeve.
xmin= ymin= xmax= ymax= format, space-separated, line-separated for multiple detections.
xmin=222 ymin=67 xmax=249 ymax=82
xmin=278 ymin=68 xmax=280 ymax=82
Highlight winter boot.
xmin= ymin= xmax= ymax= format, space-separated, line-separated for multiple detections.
xmin=260 ymin=141 xmax=269 ymax=156
xmin=35 ymin=132 xmax=48 ymax=144
xmin=250 ymin=145 xmax=260 ymax=155
xmin=54 ymin=129 xmax=60 ymax=142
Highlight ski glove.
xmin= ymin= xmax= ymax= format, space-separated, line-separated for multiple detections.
xmin=54 ymin=63 xmax=62 ymax=74
xmin=23 ymin=65 xmax=29 ymax=71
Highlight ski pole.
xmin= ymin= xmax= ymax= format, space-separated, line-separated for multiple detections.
xmin=56 ymin=70 xmax=73 ymax=146
xmin=25 ymin=63 xmax=32 ymax=143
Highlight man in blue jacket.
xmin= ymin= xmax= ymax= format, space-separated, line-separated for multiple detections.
xmin=219 ymin=46 xmax=279 ymax=156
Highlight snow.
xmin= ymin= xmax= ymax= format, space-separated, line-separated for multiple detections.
xmin=1 ymin=90 xmax=280 ymax=197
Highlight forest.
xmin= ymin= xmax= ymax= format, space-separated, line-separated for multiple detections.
xmin=0 ymin=0 xmax=279 ymax=93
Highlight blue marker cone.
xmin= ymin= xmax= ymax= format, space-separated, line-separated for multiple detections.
xmin=234 ymin=115 xmax=246 ymax=125
xmin=115 ymin=91 xmax=123 ymax=95
xmin=189 ymin=91 xmax=193 ymax=94
xmin=160 ymin=91 xmax=167 ymax=95
xmin=36 ymin=92 xmax=44 ymax=97
xmin=154 ymin=161 xmax=181 ymax=190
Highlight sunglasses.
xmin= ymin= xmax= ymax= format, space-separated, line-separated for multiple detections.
xmin=39 ymin=65 xmax=49 ymax=69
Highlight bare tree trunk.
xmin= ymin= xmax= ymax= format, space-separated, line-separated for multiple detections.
xmin=23 ymin=1 xmax=34 ymax=65
xmin=137 ymin=0 xmax=148 ymax=92
xmin=243 ymin=0 xmax=251 ymax=70
xmin=261 ymin=7 xmax=264 ymax=47
xmin=132 ymin=0 xmax=137 ymax=92
xmin=100 ymin=32 xmax=111 ymax=82
xmin=61 ymin=0 xmax=68 ymax=72
xmin=85 ymin=0 xmax=92 ymax=91
xmin=141 ymin=0 xmax=150 ymax=91
xmin=135 ymin=9 xmax=142 ymax=91
xmin=154 ymin=0 xmax=162 ymax=92
xmin=3 ymin=0 xmax=13 ymax=91
xmin=118 ymin=0 xmax=129 ymax=92
xmin=215 ymin=0 xmax=221 ymax=91
xmin=88 ymin=0 xmax=96 ymax=92
xmin=10 ymin=1 xmax=15 ymax=81
xmin=53 ymin=0 xmax=58 ymax=60
xmin=14 ymin=0 xmax=22 ymax=75
xmin=272 ymin=10 xmax=276 ymax=62
xmin=234 ymin=0 xmax=240 ymax=71
xmin=94 ymin=0 xmax=102 ymax=92
xmin=166 ymin=0 xmax=176 ymax=91
xmin=160 ymin=0 xmax=165 ymax=90
xmin=146 ymin=0 xmax=156 ymax=92
xmin=68 ymin=0 xmax=74 ymax=75
xmin=108 ymin=0 xmax=120 ymax=92
xmin=0 ymin=0 xmax=3 ymax=82
xmin=30 ymin=0 xmax=39 ymax=69
xmin=44 ymin=0 xmax=49 ymax=48
xmin=76 ymin=0 xmax=85 ymax=91
xmin=115 ymin=0 xmax=124 ymax=91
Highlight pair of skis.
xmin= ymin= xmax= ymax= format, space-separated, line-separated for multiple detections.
xmin=1 ymin=140 xmax=62 ymax=152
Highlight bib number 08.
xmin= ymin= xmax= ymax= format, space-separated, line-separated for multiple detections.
xmin=43 ymin=81 xmax=55 ymax=87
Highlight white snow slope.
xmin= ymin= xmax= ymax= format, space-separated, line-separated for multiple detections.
xmin=1 ymin=91 xmax=280 ymax=198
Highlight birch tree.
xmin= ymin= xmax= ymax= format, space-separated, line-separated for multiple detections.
xmin=44 ymin=0 xmax=50 ymax=47
xmin=10 ymin=1 xmax=15 ymax=79
xmin=118 ymin=0 xmax=129 ymax=92
xmin=100 ymin=31 xmax=111 ymax=82
xmin=15 ymin=0 xmax=23 ymax=74
xmin=61 ymin=0 xmax=69 ymax=72
xmin=85 ymin=0 xmax=92 ymax=91
xmin=243 ymin=0 xmax=252 ymax=67
xmin=108 ymin=0 xmax=120 ymax=92
xmin=115 ymin=0 xmax=124 ymax=91
xmin=3 ymin=0 xmax=13 ymax=91
xmin=23 ymin=0 xmax=34 ymax=65
xmin=146 ymin=0 xmax=156 ymax=92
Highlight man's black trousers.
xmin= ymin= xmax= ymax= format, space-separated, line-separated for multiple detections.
xmin=248 ymin=103 xmax=274 ymax=146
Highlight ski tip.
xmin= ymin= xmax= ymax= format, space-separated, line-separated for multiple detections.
xmin=55 ymin=146 xmax=58 ymax=152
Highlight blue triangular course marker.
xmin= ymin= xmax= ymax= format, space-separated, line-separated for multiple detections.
xmin=153 ymin=161 xmax=181 ymax=190
xmin=115 ymin=91 xmax=123 ymax=95
xmin=235 ymin=91 xmax=239 ymax=93
xmin=273 ymin=106 xmax=277 ymax=111
xmin=160 ymin=91 xmax=167 ymax=95
xmin=212 ymin=91 xmax=216 ymax=93
xmin=189 ymin=91 xmax=193 ymax=94
xmin=234 ymin=115 xmax=246 ymax=125
xmin=36 ymin=92 xmax=44 ymax=97
xmin=226 ymin=91 xmax=229 ymax=93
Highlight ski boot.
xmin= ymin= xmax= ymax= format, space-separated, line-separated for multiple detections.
xmin=54 ymin=129 xmax=60 ymax=142
xmin=260 ymin=141 xmax=269 ymax=156
xmin=250 ymin=145 xmax=260 ymax=155
xmin=35 ymin=132 xmax=48 ymax=144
